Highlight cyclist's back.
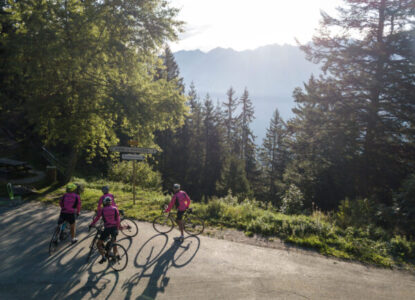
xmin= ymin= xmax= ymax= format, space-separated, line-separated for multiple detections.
xmin=60 ymin=192 xmax=81 ymax=214
xmin=166 ymin=190 xmax=191 ymax=212
xmin=97 ymin=186 xmax=117 ymax=211
xmin=91 ymin=205 xmax=120 ymax=228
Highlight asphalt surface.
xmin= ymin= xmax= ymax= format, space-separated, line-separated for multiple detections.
xmin=0 ymin=202 xmax=414 ymax=300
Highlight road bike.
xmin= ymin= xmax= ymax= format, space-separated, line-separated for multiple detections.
xmin=152 ymin=207 xmax=204 ymax=235
xmin=49 ymin=220 xmax=71 ymax=255
xmin=86 ymin=226 xmax=129 ymax=271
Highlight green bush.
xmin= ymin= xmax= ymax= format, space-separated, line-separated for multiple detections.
xmin=206 ymin=199 xmax=224 ymax=219
xmin=390 ymin=235 xmax=414 ymax=259
xmin=336 ymin=198 xmax=373 ymax=229
xmin=108 ymin=161 xmax=162 ymax=190
xmin=280 ymin=184 xmax=304 ymax=215
xmin=394 ymin=174 xmax=415 ymax=235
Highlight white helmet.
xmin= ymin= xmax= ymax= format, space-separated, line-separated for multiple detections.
xmin=103 ymin=196 xmax=112 ymax=206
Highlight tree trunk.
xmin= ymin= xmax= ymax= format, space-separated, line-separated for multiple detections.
xmin=62 ymin=147 xmax=79 ymax=184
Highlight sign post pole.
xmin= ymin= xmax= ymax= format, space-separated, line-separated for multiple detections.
xmin=132 ymin=160 xmax=137 ymax=205
xmin=110 ymin=143 xmax=158 ymax=205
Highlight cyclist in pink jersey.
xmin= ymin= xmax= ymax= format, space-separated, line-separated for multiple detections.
xmin=164 ymin=183 xmax=191 ymax=242
xmin=97 ymin=186 xmax=117 ymax=211
xmin=58 ymin=183 xmax=81 ymax=244
xmin=89 ymin=197 xmax=121 ymax=264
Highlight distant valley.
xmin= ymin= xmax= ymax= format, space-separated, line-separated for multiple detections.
xmin=174 ymin=44 xmax=320 ymax=143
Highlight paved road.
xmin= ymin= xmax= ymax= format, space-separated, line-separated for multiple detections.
xmin=0 ymin=203 xmax=414 ymax=300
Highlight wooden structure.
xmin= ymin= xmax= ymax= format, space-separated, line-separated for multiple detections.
xmin=0 ymin=158 xmax=32 ymax=175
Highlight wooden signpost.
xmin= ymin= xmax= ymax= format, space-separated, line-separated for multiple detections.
xmin=110 ymin=143 xmax=157 ymax=204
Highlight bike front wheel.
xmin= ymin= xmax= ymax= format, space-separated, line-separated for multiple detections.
xmin=109 ymin=243 xmax=128 ymax=272
xmin=120 ymin=218 xmax=138 ymax=237
xmin=49 ymin=227 xmax=60 ymax=256
xmin=152 ymin=215 xmax=174 ymax=233
xmin=184 ymin=216 xmax=205 ymax=235
xmin=86 ymin=233 xmax=98 ymax=263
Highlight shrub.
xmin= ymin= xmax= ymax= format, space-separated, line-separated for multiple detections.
xmin=393 ymin=174 xmax=415 ymax=235
xmin=335 ymin=198 xmax=373 ymax=229
xmin=205 ymin=199 xmax=223 ymax=219
xmin=390 ymin=235 xmax=414 ymax=259
xmin=108 ymin=161 xmax=162 ymax=190
xmin=280 ymin=184 xmax=304 ymax=215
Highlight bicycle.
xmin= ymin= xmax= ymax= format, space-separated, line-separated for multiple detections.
xmin=86 ymin=226 xmax=129 ymax=271
xmin=49 ymin=220 xmax=71 ymax=255
xmin=152 ymin=207 xmax=204 ymax=235
xmin=92 ymin=209 xmax=138 ymax=238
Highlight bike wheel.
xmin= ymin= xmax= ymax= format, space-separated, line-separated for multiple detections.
xmin=49 ymin=228 xmax=60 ymax=256
xmin=120 ymin=218 xmax=138 ymax=237
xmin=109 ymin=243 xmax=128 ymax=272
xmin=184 ymin=216 xmax=205 ymax=235
xmin=86 ymin=233 xmax=98 ymax=263
xmin=152 ymin=215 xmax=174 ymax=234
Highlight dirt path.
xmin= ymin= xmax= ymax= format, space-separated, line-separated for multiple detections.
xmin=0 ymin=202 xmax=414 ymax=300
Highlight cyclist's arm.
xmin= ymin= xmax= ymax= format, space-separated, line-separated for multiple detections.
xmin=116 ymin=209 xmax=121 ymax=229
xmin=97 ymin=196 xmax=103 ymax=211
xmin=164 ymin=195 xmax=176 ymax=213
xmin=111 ymin=194 xmax=117 ymax=207
xmin=59 ymin=195 xmax=64 ymax=209
xmin=77 ymin=195 xmax=81 ymax=214
xmin=90 ymin=208 xmax=102 ymax=226
xmin=184 ymin=192 xmax=191 ymax=208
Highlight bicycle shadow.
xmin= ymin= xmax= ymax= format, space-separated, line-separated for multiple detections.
xmin=122 ymin=233 xmax=201 ymax=300
xmin=0 ymin=204 xmax=134 ymax=300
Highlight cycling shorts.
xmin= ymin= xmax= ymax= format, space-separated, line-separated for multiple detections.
xmin=58 ymin=212 xmax=76 ymax=225
xmin=99 ymin=227 xmax=118 ymax=241
xmin=176 ymin=210 xmax=185 ymax=221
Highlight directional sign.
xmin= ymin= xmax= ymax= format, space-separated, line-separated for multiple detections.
xmin=121 ymin=154 xmax=145 ymax=161
xmin=109 ymin=146 xmax=158 ymax=154
xmin=128 ymin=140 xmax=139 ymax=146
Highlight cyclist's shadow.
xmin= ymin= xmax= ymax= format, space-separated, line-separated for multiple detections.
xmin=122 ymin=233 xmax=200 ymax=300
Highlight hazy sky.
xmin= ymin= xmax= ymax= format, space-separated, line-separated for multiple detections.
xmin=169 ymin=0 xmax=343 ymax=52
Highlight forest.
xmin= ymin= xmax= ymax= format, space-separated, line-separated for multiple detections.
xmin=1 ymin=1 xmax=414 ymax=263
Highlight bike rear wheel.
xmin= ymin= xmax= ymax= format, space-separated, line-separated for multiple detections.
xmin=120 ymin=218 xmax=138 ymax=237
xmin=49 ymin=227 xmax=60 ymax=256
xmin=184 ymin=216 xmax=205 ymax=235
xmin=152 ymin=215 xmax=174 ymax=233
xmin=109 ymin=243 xmax=128 ymax=272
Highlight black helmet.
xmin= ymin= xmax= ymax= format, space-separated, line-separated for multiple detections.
xmin=103 ymin=196 xmax=112 ymax=206
xmin=173 ymin=183 xmax=180 ymax=191
xmin=102 ymin=186 xmax=109 ymax=194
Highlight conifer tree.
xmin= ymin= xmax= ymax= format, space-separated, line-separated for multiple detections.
xmin=223 ymin=87 xmax=239 ymax=153
xmin=292 ymin=0 xmax=415 ymax=207
xmin=238 ymin=88 xmax=259 ymax=189
xmin=259 ymin=109 xmax=289 ymax=205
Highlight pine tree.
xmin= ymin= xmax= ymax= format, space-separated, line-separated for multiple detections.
xmin=238 ymin=88 xmax=258 ymax=189
xmin=292 ymin=0 xmax=415 ymax=207
xmin=201 ymin=94 xmax=223 ymax=202
xmin=259 ymin=109 xmax=289 ymax=205
xmin=223 ymin=87 xmax=239 ymax=153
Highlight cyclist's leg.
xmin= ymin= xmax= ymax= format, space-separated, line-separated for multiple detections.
xmin=97 ymin=240 xmax=105 ymax=256
xmin=97 ymin=228 xmax=110 ymax=262
xmin=111 ymin=227 xmax=119 ymax=256
xmin=66 ymin=213 xmax=76 ymax=241
xmin=176 ymin=210 xmax=185 ymax=238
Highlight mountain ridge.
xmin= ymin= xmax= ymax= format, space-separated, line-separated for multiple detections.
xmin=173 ymin=43 xmax=320 ymax=142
